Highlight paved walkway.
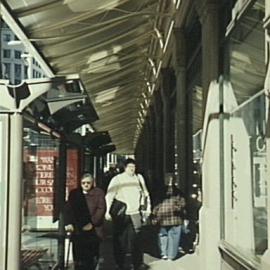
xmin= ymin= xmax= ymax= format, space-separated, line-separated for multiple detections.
xmin=97 ymin=222 xmax=199 ymax=270
xmin=22 ymin=222 xmax=199 ymax=269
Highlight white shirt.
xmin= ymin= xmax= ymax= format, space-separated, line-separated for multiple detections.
xmin=105 ymin=172 xmax=150 ymax=218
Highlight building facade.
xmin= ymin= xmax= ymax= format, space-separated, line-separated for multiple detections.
xmin=1 ymin=19 xmax=44 ymax=83
xmin=134 ymin=0 xmax=270 ymax=269
xmin=0 ymin=1 xmax=270 ymax=269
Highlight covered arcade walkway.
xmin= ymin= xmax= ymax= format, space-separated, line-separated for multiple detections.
xmin=1 ymin=1 xmax=270 ymax=270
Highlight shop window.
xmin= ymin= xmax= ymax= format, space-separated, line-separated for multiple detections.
xmin=223 ymin=0 xmax=266 ymax=259
xmin=225 ymin=92 xmax=268 ymax=257
xmin=21 ymin=126 xmax=80 ymax=268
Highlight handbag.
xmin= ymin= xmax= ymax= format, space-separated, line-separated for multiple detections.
xmin=139 ymin=196 xmax=148 ymax=211
xmin=137 ymin=175 xmax=148 ymax=211
xmin=109 ymin=198 xmax=127 ymax=220
xmin=149 ymin=214 xmax=159 ymax=226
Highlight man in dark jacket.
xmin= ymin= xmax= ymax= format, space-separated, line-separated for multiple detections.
xmin=65 ymin=173 xmax=106 ymax=270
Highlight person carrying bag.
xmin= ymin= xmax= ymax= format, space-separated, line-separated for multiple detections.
xmin=109 ymin=198 xmax=127 ymax=223
xmin=105 ymin=158 xmax=151 ymax=270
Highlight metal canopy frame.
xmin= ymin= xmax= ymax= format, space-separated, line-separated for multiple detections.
xmin=1 ymin=0 xmax=177 ymax=153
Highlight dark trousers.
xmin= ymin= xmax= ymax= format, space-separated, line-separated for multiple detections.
xmin=72 ymin=231 xmax=100 ymax=270
xmin=113 ymin=215 xmax=143 ymax=269
xmin=180 ymin=220 xmax=197 ymax=252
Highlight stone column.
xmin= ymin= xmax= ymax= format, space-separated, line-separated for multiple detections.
xmin=140 ymin=125 xmax=146 ymax=172
xmin=261 ymin=4 xmax=270 ymax=268
xmin=149 ymin=106 xmax=156 ymax=173
xmin=144 ymin=116 xmax=152 ymax=179
xmin=161 ymin=69 xmax=174 ymax=179
xmin=147 ymin=106 xmax=155 ymax=192
xmin=135 ymin=131 xmax=144 ymax=172
xmin=143 ymin=117 xmax=150 ymax=174
xmin=197 ymin=0 xmax=219 ymax=112
xmin=6 ymin=113 xmax=23 ymax=270
xmin=173 ymin=28 xmax=188 ymax=192
xmin=153 ymin=91 xmax=163 ymax=191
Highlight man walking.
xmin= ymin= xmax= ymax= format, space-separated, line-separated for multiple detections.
xmin=65 ymin=173 xmax=106 ymax=270
xmin=105 ymin=158 xmax=151 ymax=270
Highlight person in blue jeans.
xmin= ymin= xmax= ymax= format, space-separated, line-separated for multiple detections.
xmin=152 ymin=174 xmax=186 ymax=260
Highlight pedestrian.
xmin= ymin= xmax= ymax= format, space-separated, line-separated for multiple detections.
xmin=65 ymin=173 xmax=106 ymax=270
xmin=105 ymin=158 xmax=151 ymax=270
xmin=152 ymin=173 xmax=186 ymax=261
xmin=102 ymin=165 xmax=118 ymax=192
xmin=180 ymin=191 xmax=202 ymax=254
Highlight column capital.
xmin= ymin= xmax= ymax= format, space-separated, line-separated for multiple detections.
xmin=195 ymin=0 xmax=218 ymax=24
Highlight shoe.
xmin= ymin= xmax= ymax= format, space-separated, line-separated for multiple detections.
xmin=161 ymin=255 xmax=168 ymax=260
xmin=178 ymin=247 xmax=185 ymax=254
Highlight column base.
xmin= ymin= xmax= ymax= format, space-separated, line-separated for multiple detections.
xmin=261 ymin=249 xmax=270 ymax=270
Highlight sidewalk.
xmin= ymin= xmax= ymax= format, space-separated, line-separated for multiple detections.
xmin=97 ymin=222 xmax=200 ymax=270
xmin=21 ymin=222 xmax=200 ymax=270
xmin=145 ymin=253 xmax=199 ymax=270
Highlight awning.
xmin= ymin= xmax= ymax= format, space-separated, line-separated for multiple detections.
xmin=2 ymin=0 xmax=173 ymax=153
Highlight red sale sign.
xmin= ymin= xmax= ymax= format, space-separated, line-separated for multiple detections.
xmin=35 ymin=151 xmax=56 ymax=216
xmin=24 ymin=148 xmax=79 ymax=217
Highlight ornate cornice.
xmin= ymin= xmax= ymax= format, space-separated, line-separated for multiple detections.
xmin=195 ymin=0 xmax=218 ymax=24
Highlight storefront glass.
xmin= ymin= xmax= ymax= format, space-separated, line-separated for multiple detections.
xmin=21 ymin=124 xmax=80 ymax=269
xmin=224 ymin=0 xmax=267 ymax=258
xmin=22 ymin=127 xmax=60 ymax=269
xmin=225 ymin=91 xmax=268 ymax=257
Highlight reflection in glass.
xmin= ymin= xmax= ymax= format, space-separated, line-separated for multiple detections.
xmin=231 ymin=93 xmax=268 ymax=255
xmin=21 ymin=125 xmax=80 ymax=268
xmin=22 ymin=127 xmax=60 ymax=269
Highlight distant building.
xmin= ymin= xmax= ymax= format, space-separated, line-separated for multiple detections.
xmin=0 ymin=19 xmax=45 ymax=84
